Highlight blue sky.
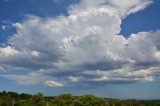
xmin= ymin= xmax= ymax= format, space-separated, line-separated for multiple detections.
xmin=0 ymin=0 xmax=160 ymax=100
xmin=120 ymin=0 xmax=160 ymax=37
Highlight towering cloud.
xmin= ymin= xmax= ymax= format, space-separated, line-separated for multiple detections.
xmin=1 ymin=0 xmax=160 ymax=87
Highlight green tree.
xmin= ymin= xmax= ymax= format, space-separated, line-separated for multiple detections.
xmin=51 ymin=94 xmax=75 ymax=106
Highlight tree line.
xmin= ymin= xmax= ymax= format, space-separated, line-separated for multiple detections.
xmin=0 ymin=91 xmax=159 ymax=106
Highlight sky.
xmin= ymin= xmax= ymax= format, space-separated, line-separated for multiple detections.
xmin=0 ymin=0 xmax=160 ymax=100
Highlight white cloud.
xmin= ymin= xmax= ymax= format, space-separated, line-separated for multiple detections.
xmin=2 ymin=70 xmax=61 ymax=86
xmin=31 ymin=51 xmax=39 ymax=57
xmin=0 ymin=46 xmax=18 ymax=57
xmin=44 ymin=80 xmax=64 ymax=87
xmin=0 ymin=66 xmax=5 ymax=72
xmin=1 ymin=25 xmax=6 ymax=30
xmin=2 ymin=72 xmax=42 ymax=85
xmin=68 ymin=76 xmax=82 ymax=82
xmin=0 ymin=0 xmax=159 ymax=88
xmin=69 ymin=0 xmax=152 ymax=18
xmin=108 ymin=0 xmax=152 ymax=17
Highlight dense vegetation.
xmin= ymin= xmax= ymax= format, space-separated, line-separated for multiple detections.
xmin=0 ymin=91 xmax=160 ymax=106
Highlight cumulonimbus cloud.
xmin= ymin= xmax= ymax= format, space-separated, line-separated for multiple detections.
xmin=1 ymin=0 xmax=160 ymax=88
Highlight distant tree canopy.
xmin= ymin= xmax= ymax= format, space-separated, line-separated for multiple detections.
xmin=0 ymin=91 xmax=159 ymax=106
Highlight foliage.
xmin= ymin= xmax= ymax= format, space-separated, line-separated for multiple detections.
xmin=0 ymin=91 xmax=159 ymax=106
